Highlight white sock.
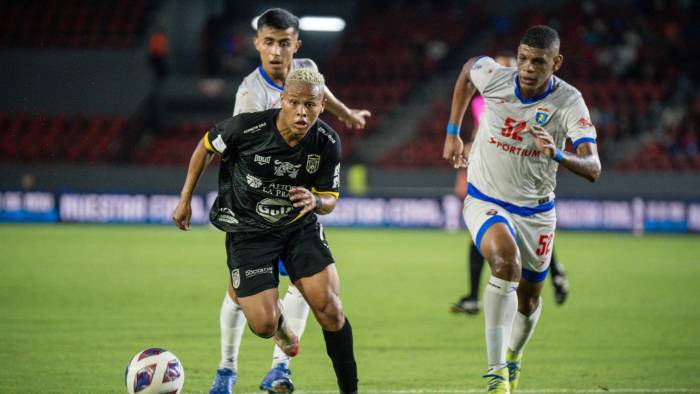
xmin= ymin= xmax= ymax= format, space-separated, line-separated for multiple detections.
xmin=483 ymin=275 xmax=519 ymax=372
xmin=508 ymin=297 xmax=542 ymax=356
xmin=271 ymin=285 xmax=310 ymax=368
xmin=219 ymin=292 xmax=246 ymax=371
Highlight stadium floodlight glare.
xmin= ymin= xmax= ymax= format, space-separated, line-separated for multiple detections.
xmin=250 ymin=16 xmax=346 ymax=32
xmin=299 ymin=16 xmax=345 ymax=32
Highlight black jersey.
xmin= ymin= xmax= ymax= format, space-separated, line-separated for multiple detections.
xmin=205 ymin=108 xmax=341 ymax=233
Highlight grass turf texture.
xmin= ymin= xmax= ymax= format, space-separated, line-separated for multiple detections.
xmin=1 ymin=225 xmax=699 ymax=393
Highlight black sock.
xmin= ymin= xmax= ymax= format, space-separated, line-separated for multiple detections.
xmin=468 ymin=243 xmax=485 ymax=300
xmin=323 ymin=317 xmax=358 ymax=393
xmin=549 ymin=249 xmax=562 ymax=280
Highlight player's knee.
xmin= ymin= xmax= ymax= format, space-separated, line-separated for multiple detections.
xmin=247 ymin=318 xmax=278 ymax=338
xmin=519 ymin=295 xmax=540 ymax=316
xmin=489 ymin=247 xmax=520 ymax=281
xmin=314 ymin=297 xmax=345 ymax=331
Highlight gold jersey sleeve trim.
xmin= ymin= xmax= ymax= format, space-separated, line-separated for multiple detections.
xmin=286 ymin=188 xmax=340 ymax=226
xmin=311 ymin=187 xmax=340 ymax=200
xmin=203 ymin=132 xmax=214 ymax=152
xmin=287 ymin=211 xmax=305 ymax=225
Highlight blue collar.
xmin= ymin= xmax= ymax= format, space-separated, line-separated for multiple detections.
xmin=514 ymin=75 xmax=554 ymax=104
xmin=258 ymin=65 xmax=284 ymax=91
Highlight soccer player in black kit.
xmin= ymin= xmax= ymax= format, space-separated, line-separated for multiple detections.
xmin=172 ymin=68 xmax=358 ymax=394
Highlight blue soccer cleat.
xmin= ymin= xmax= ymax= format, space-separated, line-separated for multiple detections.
xmin=209 ymin=368 xmax=237 ymax=394
xmin=260 ymin=364 xmax=294 ymax=393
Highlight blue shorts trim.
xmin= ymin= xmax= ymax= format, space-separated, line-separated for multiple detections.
xmin=468 ymin=183 xmax=554 ymax=217
xmin=522 ymin=267 xmax=549 ymax=283
xmin=278 ymin=258 xmax=289 ymax=277
xmin=475 ymin=215 xmax=516 ymax=254
xmin=572 ymin=137 xmax=597 ymax=150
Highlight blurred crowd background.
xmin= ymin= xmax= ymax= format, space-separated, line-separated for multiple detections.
xmin=1 ymin=0 xmax=699 ymax=198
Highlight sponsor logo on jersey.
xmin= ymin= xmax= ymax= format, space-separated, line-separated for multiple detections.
xmin=256 ymin=198 xmax=293 ymax=223
xmin=332 ymin=163 xmax=341 ymax=188
xmin=306 ymin=154 xmax=321 ymax=174
xmin=217 ymin=207 xmax=239 ymax=224
xmin=244 ymin=266 xmax=274 ymax=278
xmin=274 ymin=160 xmax=301 ymax=179
xmin=212 ymin=135 xmax=227 ymax=153
xmin=577 ymin=117 xmax=594 ymax=128
xmin=246 ymin=174 xmax=262 ymax=188
xmin=260 ymin=182 xmax=293 ymax=198
xmin=231 ymin=269 xmax=240 ymax=289
xmin=486 ymin=209 xmax=498 ymax=216
xmin=534 ymin=107 xmax=551 ymax=126
xmin=254 ymin=154 xmax=271 ymax=165
xmin=243 ymin=122 xmax=267 ymax=134
xmin=318 ymin=126 xmax=336 ymax=144
xmin=488 ymin=137 xmax=542 ymax=158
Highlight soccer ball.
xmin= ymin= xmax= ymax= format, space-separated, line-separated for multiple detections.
xmin=124 ymin=348 xmax=185 ymax=394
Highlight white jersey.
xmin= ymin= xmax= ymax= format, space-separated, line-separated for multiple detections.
xmin=467 ymin=56 xmax=597 ymax=210
xmin=233 ymin=58 xmax=318 ymax=115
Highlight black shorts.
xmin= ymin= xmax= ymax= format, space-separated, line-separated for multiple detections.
xmin=225 ymin=221 xmax=334 ymax=297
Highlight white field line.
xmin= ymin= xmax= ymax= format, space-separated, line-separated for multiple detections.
xmin=193 ymin=388 xmax=699 ymax=394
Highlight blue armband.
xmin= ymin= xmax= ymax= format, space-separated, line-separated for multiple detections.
xmin=446 ymin=122 xmax=461 ymax=136
xmin=553 ymin=149 xmax=564 ymax=162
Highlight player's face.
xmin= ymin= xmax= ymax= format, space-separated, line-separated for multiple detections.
xmin=254 ymin=26 xmax=301 ymax=80
xmin=516 ymin=44 xmax=563 ymax=96
xmin=279 ymin=82 xmax=325 ymax=135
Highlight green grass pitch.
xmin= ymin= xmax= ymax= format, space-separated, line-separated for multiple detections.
xmin=1 ymin=225 xmax=699 ymax=393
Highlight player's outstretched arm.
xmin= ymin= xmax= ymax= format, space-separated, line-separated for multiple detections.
xmin=172 ymin=138 xmax=211 ymax=230
xmin=323 ymin=86 xmax=372 ymax=129
xmin=527 ymin=125 xmax=601 ymax=182
xmin=443 ymin=57 xmax=478 ymax=169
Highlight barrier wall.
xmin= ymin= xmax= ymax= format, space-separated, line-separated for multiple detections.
xmin=2 ymin=191 xmax=699 ymax=234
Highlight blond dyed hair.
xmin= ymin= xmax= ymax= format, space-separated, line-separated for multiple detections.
xmin=285 ymin=68 xmax=325 ymax=87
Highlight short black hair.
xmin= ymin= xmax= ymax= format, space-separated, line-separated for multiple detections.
xmin=257 ymin=8 xmax=299 ymax=33
xmin=520 ymin=25 xmax=560 ymax=50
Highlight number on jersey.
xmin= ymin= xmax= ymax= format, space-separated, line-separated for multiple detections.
xmin=536 ymin=233 xmax=554 ymax=256
xmin=501 ymin=117 xmax=527 ymax=142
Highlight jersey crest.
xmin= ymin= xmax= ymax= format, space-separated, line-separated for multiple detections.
xmin=231 ymin=269 xmax=240 ymax=289
xmin=534 ymin=107 xmax=551 ymax=126
xmin=306 ymin=154 xmax=321 ymax=174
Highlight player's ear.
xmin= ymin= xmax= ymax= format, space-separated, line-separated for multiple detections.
xmin=320 ymin=97 xmax=326 ymax=113
xmin=253 ymin=34 xmax=261 ymax=51
xmin=553 ymin=54 xmax=563 ymax=73
xmin=294 ymin=39 xmax=302 ymax=54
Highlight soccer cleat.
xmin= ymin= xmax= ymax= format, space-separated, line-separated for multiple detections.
xmin=483 ymin=367 xmax=510 ymax=393
xmin=506 ymin=350 xmax=523 ymax=392
xmin=260 ymin=364 xmax=294 ymax=393
xmin=208 ymin=368 xmax=237 ymax=394
xmin=273 ymin=332 xmax=300 ymax=357
xmin=552 ymin=272 xmax=570 ymax=305
xmin=450 ymin=296 xmax=481 ymax=315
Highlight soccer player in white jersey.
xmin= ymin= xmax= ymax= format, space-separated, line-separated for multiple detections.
xmin=442 ymin=26 xmax=601 ymax=393
xmin=209 ymin=8 xmax=370 ymax=394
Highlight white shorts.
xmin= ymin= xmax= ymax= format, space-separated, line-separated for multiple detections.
xmin=463 ymin=196 xmax=557 ymax=282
